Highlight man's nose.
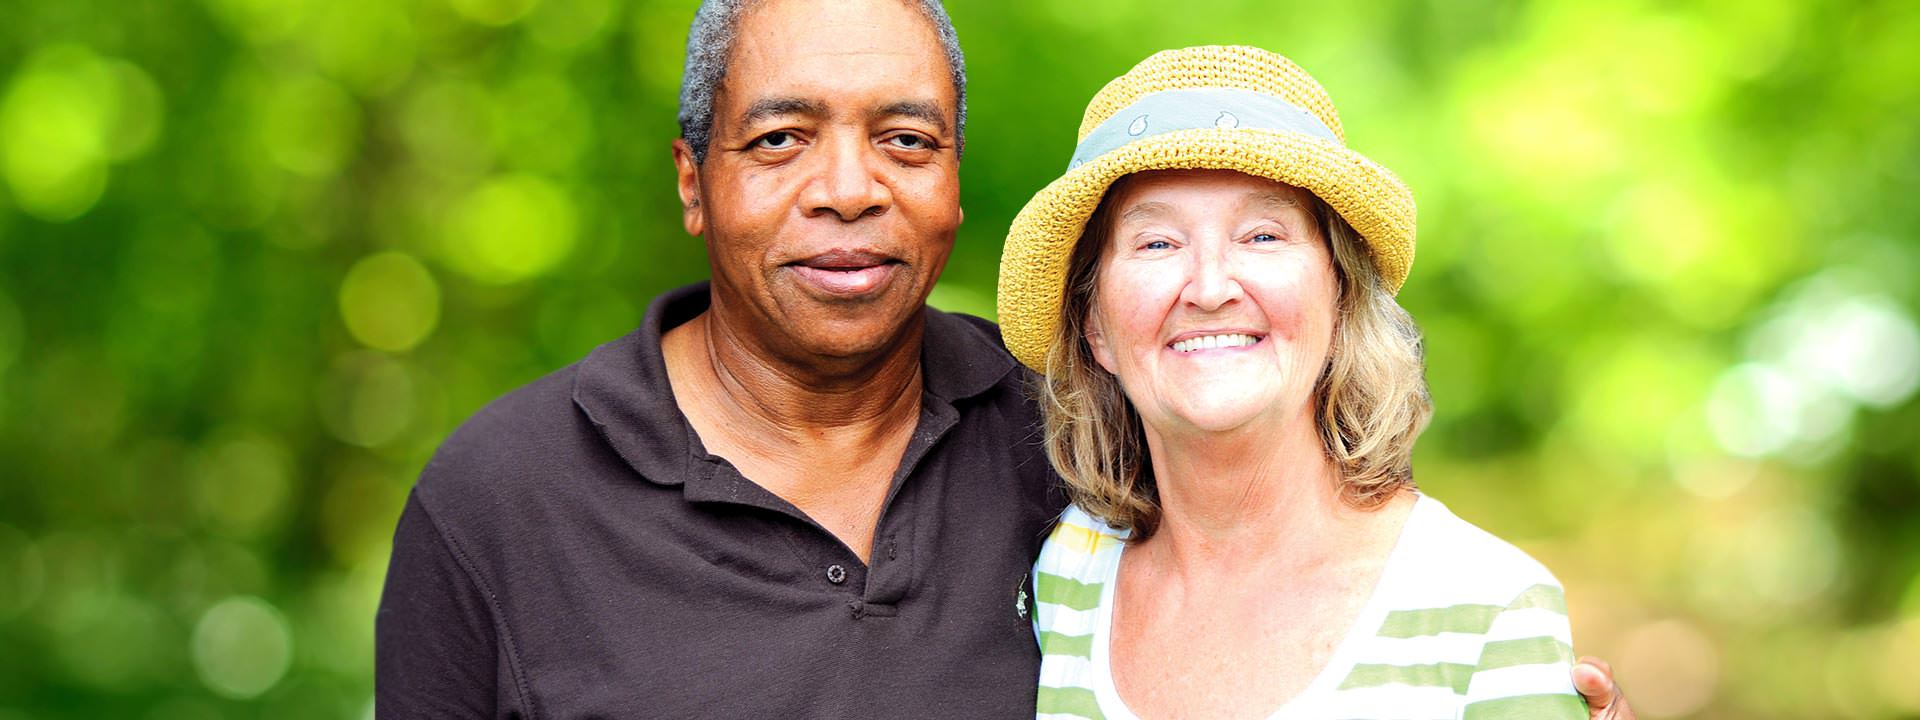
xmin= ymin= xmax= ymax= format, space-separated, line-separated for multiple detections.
xmin=800 ymin=134 xmax=891 ymax=222
xmin=1181 ymin=241 xmax=1245 ymax=311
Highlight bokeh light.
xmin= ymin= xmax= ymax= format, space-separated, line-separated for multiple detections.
xmin=338 ymin=251 xmax=442 ymax=353
xmin=257 ymin=74 xmax=362 ymax=179
xmin=1616 ymin=618 xmax=1721 ymax=718
xmin=0 ymin=45 xmax=163 ymax=221
xmin=442 ymin=173 xmax=579 ymax=284
xmin=0 ymin=524 xmax=44 ymax=622
xmin=304 ymin=0 xmax=418 ymax=96
xmin=190 ymin=596 xmax=293 ymax=700
xmin=189 ymin=431 xmax=295 ymax=540
xmin=318 ymin=352 xmax=421 ymax=448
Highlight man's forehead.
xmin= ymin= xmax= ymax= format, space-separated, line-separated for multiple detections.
xmin=714 ymin=0 xmax=955 ymax=125
xmin=724 ymin=0 xmax=948 ymax=82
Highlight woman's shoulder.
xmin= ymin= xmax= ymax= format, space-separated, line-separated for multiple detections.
xmin=1034 ymin=505 xmax=1129 ymax=588
xmin=1053 ymin=504 xmax=1133 ymax=546
xmin=1032 ymin=505 xmax=1130 ymax=641
xmin=1060 ymin=503 xmax=1131 ymax=535
xmin=1392 ymin=495 xmax=1566 ymax=606
xmin=1039 ymin=504 xmax=1130 ymax=562
xmin=1378 ymin=497 xmax=1584 ymax=718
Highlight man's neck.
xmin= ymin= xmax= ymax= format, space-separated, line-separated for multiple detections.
xmin=659 ymin=305 xmax=926 ymax=562
xmin=700 ymin=308 xmax=925 ymax=435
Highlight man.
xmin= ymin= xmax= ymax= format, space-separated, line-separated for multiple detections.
xmin=376 ymin=0 xmax=1636 ymax=717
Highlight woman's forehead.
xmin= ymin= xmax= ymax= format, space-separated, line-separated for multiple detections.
xmin=1109 ymin=170 xmax=1311 ymax=217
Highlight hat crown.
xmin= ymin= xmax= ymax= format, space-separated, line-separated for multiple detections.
xmin=1076 ymin=46 xmax=1345 ymax=146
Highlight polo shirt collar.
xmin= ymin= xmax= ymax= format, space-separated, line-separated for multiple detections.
xmin=572 ymin=281 xmax=1017 ymax=489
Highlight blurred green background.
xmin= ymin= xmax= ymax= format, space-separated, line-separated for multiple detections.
xmin=2 ymin=0 xmax=1917 ymax=717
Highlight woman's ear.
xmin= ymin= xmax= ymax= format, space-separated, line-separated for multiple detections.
xmin=1085 ymin=312 xmax=1120 ymax=375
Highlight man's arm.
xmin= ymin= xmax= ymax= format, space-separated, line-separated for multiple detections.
xmin=1574 ymin=657 xmax=1636 ymax=720
xmin=376 ymin=492 xmax=501 ymax=719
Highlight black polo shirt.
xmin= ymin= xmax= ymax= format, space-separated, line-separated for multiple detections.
xmin=376 ymin=282 xmax=1066 ymax=719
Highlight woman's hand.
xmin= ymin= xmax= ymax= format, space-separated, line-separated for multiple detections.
xmin=1574 ymin=657 xmax=1636 ymax=720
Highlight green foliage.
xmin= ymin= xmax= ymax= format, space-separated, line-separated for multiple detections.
xmin=2 ymin=0 xmax=1917 ymax=717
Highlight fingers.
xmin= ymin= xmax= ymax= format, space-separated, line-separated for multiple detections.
xmin=1573 ymin=656 xmax=1615 ymax=703
xmin=1573 ymin=656 xmax=1636 ymax=719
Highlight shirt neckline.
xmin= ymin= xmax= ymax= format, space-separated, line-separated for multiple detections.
xmin=570 ymin=281 xmax=1019 ymax=493
xmin=1086 ymin=494 xmax=1434 ymax=720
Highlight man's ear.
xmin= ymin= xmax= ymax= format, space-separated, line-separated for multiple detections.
xmin=672 ymin=138 xmax=705 ymax=237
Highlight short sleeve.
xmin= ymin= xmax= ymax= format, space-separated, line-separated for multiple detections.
xmin=1459 ymin=583 xmax=1588 ymax=720
xmin=375 ymin=491 xmax=503 ymax=719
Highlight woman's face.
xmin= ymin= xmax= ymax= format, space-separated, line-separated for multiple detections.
xmin=1085 ymin=169 xmax=1339 ymax=438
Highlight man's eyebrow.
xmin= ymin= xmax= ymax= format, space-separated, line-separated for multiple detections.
xmin=877 ymin=101 xmax=950 ymax=134
xmin=737 ymin=97 xmax=827 ymax=128
xmin=1118 ymin=201 xmax=1175 ymax=225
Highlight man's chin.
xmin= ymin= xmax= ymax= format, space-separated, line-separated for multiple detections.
xmin=774 ymin=306 xmax=926 ymax=360
xmin=790 ymin=323 xmax=920 ymax=360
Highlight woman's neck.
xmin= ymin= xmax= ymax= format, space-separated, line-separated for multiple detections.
xmin=1138 ymin=411 xmax=1382 ymax=577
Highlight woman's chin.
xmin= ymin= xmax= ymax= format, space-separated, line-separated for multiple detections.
xmin=1153 ymin=397 xmax=1283 ymax=437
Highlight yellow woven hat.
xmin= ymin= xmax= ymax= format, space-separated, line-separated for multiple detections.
xmin=996 ymin=45 xmax=1416 ymax=373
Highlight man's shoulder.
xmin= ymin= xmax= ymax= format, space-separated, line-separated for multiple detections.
xmin=934 ymin=306 xmax=1003 ymax=337
xmin=412 ymin=361 xmax=604 ymax=514
xmin=439 ymin=361 xmax=585 ymax=453
xmin=922 ymin=306 xmax=1041 ymax=398
xmin=924 ymin=306 xmax=1010 ymax=355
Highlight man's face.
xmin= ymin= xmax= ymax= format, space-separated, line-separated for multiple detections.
xmin=675 ymin=0 xmax=962 ymax=362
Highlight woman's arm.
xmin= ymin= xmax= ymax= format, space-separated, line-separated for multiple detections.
xmin=1460 ymin=583 xmax=1587 ymax=719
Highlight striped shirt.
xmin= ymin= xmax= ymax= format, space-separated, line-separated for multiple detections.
xmin=1032 ymin=495 xmax=1586 ymax=720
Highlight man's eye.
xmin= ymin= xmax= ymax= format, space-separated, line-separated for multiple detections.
xmin=887 ymin=134 xmax=931 ymax=150
xmin=755 ymin=131 xmax=797 ymax=149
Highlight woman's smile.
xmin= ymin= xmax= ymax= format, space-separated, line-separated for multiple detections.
xmin=1168 ymin=332 xmax=1264 ymax=353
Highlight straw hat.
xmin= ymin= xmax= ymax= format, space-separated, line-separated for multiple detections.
xmin=995 ymin=45 xmax=1415 ymax=373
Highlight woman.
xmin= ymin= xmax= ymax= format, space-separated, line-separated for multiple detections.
xmin=998 ymin=46 xmax=1587 ymax=719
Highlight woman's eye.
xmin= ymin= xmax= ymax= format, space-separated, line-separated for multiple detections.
xmin=755 ymin=131 xmax=797 ymax=149
xmin=1250 ymin=233 xmax=1280 ymax=243
xmin=1142 ymin=239 xmax=1173 ymax=251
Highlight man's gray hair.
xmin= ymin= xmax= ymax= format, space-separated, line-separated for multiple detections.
xmin=677 ymin=0 xmax=967 ymax=164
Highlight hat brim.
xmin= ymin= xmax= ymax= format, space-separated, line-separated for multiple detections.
xmin=996 ymin=127 xmax=1415 ymax=373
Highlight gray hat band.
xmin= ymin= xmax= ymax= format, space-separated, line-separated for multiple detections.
xmin=1068 ymin=88 xmax=1339 ymax=171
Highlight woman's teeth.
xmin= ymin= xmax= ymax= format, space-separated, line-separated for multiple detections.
xmin=1171 ymin=334 xmax=1259 ymax=353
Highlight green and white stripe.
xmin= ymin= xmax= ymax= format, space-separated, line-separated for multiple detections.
xmin=1031 ymin=496 xmax=1586 ymax=720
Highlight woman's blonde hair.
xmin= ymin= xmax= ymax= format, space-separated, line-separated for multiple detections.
xmin=1039 ymin=178 xmax=1433 ymax=539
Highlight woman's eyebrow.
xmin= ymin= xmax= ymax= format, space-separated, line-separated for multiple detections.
xmin=1119 ymin=201 xmax=1175 ymax=225
xmin=1246 ymin=191 xmax=1301 ymax=212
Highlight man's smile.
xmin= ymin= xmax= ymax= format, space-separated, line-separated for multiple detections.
xmin=785 ymin=249 xmax=903 ymax=297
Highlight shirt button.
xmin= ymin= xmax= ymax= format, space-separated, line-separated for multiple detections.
xmin=826 ymin=564 xmax=847 ymax=584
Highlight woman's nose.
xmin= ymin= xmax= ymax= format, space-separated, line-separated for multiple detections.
xmin=1180 ymin=241 xmax=1244 ymax=311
